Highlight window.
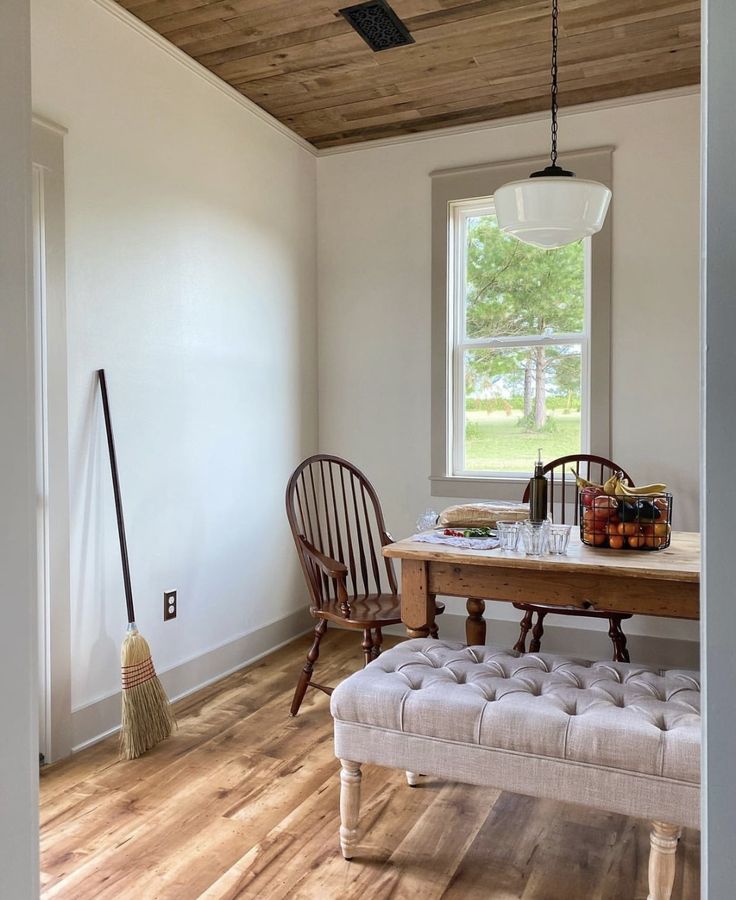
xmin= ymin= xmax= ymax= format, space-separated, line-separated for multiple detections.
xmin=430 ymin=149 xmax=611 ymax=499
xmin=449 ymin=198 xmax=589 ymax=477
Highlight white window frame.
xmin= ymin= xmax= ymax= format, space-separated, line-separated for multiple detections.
xmin=448 ymin=197 xmax=591 ymax=479
xmin=430 ymin=148 xmax=612 ymax=501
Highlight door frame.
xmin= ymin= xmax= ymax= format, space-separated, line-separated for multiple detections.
xmin=32 ymin=117 xmax=71 ymax=763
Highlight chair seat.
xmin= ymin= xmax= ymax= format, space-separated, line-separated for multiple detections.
xmin=318 ymin=596 xmax=445 ymax=628
xmin=513 ymin=602 xmax=632 ymax=621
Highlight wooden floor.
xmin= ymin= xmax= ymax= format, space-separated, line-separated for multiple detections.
xmin=40 ymin=630 xmax=700 ymax=899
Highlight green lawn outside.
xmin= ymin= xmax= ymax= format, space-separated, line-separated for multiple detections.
xmin=465 ymin=410 xmax=581 ymax=473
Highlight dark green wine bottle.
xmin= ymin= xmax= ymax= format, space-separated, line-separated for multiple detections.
xmin=529 ymin=450 xmax=548 ymax=523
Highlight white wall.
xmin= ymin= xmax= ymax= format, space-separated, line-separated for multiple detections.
xmin=701 ymin=0 xmax=736 ymax=891
xmin=0 ymin=1 xmax=39 ymax=894
xmin=317 ymin=91 xmax=700 ymax=647
xmin=31 ymin=0 xmax=318 ymax=739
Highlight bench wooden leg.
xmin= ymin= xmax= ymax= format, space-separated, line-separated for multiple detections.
xmin=648 ymin=821 xmax=680 ymax=900
xmin=339 ymin=760 xmax=362 ymax=860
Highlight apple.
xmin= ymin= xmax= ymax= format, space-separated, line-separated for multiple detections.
xmin=593 ymin=496 xmax=618 ymax=509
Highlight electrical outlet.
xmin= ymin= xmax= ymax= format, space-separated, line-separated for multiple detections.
xmin=164 ymin=590 xmax=177 ymax=621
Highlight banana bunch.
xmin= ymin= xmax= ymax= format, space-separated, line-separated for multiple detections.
xmin=571 ymin=469 xmax=667 ymax=498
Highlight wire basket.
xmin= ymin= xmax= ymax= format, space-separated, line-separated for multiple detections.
xmin=579 ymin=489 xmax=672 ymax=551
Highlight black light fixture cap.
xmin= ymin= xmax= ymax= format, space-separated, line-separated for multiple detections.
xmin=530 ymin=164 xmax=576 ymax=178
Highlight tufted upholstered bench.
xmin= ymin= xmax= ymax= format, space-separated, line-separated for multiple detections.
xmin=331 ymin=639 xmax=700 ymax=900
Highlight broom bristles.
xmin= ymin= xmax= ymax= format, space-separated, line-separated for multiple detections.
xmin=120 ymin=626 xmax=175 ymax=760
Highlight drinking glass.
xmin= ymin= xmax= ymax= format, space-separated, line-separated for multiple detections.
xmin=496 ymin=520 xmax=520 ymax=552
xmin=415 ymin=509 xmax=439 ymax=532
xmin=520 ymin=520 xmax=549 ymax=557
xmin=547 ymin=523 xmax=572 ymax=555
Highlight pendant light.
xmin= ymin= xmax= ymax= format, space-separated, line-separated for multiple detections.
xmin=494 ymin=0 xmax=611 ymax=249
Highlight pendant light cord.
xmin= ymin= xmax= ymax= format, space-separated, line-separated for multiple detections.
xmin=550 ymin=0 xmax=559 ymax=167
xmin=529 ymin=0 xmax=574 ymax=178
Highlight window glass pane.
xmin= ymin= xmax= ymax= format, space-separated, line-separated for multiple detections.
xmin=463 ymin=345 xmax=582 ymax=473
xmin=465 ymin=214 xmax=585 ymax=339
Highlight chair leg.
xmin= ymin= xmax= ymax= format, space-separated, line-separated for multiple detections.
xmin=609 ymin=616 xmax=631 ymax=662
xmin=339 ymin=760 xmax=362 ymax=860
xmin=429 ymin=621 xmax=439 ymax=639
xmin=361 ymin=628 xmax=374 ymax=667
xmin=290 ymin=619 xmax=327 ymax=717
xmin=514 ymin=609 xmax=534 ymax=653
xmin=647 ymin=821 xmax=680 ymax=900
xmin=371 ymin=627 xmax=383 ymax=659
xmin=529 ymin=611 xmax=547 ymax=653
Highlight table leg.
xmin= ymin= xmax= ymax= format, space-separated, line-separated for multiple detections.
xmin=465 ymin=598 xmax=486 ymax=646
xmin=401 ymin=559 xmax=434 ymax=638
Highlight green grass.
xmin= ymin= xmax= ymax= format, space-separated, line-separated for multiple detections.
xmin=465 ymin=410 xmax=581 ymax=473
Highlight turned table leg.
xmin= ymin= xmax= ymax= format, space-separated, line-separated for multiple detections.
xmin=406 ymin=625 xmax=431 ymax=639
xmin=465 ymin=598 xmax=486 ymax=646
xmin=648 ymin=821 xmax=680 ymax=900
xmin=401 ymin=559 xmax=434 ymax=639
xmin=339 ymin=760 xmax=362 ymax=860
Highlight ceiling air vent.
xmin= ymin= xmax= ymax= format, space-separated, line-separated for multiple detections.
xmin=339 ymin=0 xmax=415 ymax=52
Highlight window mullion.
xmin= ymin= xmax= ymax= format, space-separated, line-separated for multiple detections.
xmin=458 ymin=334 xmax=585 ymax=351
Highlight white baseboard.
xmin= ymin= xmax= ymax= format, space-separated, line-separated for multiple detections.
xmin=71 ymin=607 xmax=313 ymax=752
xmin=387 ymin=612 xmax=699 ymax=670
xmin=71 ymin=607 xmax=698 ymax=753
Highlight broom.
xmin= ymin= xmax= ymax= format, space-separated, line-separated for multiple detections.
xmin=98 ymin=369 xmax=176 ymax=759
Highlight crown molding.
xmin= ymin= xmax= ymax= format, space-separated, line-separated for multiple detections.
xmin=316 ymin=85 xmax=700 ymax=157
xmin=89 ymin=0 xmax=317 ymax=157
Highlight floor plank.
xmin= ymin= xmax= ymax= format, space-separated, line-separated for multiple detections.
xmin=40 ymin=629 xmax=699 ymax=898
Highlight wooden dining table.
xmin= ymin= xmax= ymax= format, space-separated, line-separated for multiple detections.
xmin=383 ymin=531 xmax=700 ymax=640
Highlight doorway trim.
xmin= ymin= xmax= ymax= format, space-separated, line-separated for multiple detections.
xmin=32 ymin=116 xmax=71 ymax=763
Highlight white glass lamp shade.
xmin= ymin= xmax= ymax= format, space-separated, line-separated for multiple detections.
xmin=494 ymin=176 xmax=612 ymax=249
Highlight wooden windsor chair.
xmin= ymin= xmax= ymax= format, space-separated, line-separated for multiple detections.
xmin=286 ymin=454 xmax=444 ymax=716
xmin=515 ymin=453 xmax=634 ymax=662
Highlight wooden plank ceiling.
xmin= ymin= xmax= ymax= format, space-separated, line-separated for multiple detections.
xmin=115 ymin=0 xmax=700 ymax=149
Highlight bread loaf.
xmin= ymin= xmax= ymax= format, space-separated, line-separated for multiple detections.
xmin=438 ymin=501 xmax=529 ymax=528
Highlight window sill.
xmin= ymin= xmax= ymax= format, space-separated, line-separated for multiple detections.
xmin=430 ymin=474 xmax=530 ymax=502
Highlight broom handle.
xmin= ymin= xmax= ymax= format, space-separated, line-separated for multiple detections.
xmin=97 ymin=369 xmax=136 ymax=625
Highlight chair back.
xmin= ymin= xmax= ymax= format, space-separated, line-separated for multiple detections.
xmin=285 ymin=455 xmax=398 ymax=610
xmin=521 ymin=454 xmax=632 ymax=525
